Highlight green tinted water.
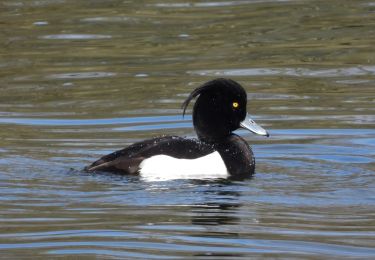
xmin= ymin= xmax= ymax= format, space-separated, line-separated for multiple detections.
xmin=0 ymin=0 xmax=374 ymax=258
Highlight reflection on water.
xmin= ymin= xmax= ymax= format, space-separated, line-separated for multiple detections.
xmin=0 ymin=115 xmax=190 ymax=126
xmin=189 ymin=65 xmax=375 ymax=77
xmin=40 ymin=34 xmax=113 ymax=40
xmin=1 ymin=0 xmax=375 ymax=258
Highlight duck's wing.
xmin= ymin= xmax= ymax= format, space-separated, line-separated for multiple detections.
xmin=84 ymin=136 xmax=214 ymax=174
xmin=84 ymin=136 xmax=176 ymax=173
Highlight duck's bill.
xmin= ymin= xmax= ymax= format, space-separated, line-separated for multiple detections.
xmin=240 ymin=114 xmax=269 ymax=137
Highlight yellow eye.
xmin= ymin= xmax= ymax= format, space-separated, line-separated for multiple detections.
xmin=232 ymin=102 xmax=239 ymax=108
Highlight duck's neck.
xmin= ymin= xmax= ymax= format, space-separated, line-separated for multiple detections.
xmin=206 ymin=134 xmax=255 ymax=179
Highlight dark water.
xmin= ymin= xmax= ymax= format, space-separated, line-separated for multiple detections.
xmin=1 ymin=0 xmax=375 ymax=258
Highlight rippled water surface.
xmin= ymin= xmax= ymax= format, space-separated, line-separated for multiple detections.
xmin=1 ymin=0 xmax=375 ymax=258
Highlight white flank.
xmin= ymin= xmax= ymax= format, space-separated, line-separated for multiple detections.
xmin=139 ymin=151 xmax=228 ymax=181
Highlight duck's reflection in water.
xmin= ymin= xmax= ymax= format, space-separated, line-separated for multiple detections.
xmin=188 ymin=180 xmax=251 ymax=258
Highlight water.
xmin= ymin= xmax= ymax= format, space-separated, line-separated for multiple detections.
xmin=1 ymin=0 xmax=375 ymax=258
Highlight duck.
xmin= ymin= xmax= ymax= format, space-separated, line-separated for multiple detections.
xmin=85 ymin=78 xmax=269 ymax=180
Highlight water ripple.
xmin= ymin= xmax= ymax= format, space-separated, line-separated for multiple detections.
xmin=189 ymin=65 xmax=375 ymax=77
xmin=0 ymin=115 xmax=190 ymax=126
xmin=81 ymin=17 xmax=137 ymax=23
xmin=153 ymin=0 xmax=291 ymax=8
xmin=39 ymin=34 xmax=112 ymax=40
xmin=46 ymin=72 xmax=116 ymax=80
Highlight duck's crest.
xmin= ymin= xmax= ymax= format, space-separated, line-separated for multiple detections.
xmin=181 ymin=78 xmax=238 ymax=117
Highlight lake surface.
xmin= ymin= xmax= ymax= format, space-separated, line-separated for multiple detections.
xmin=1 ymin=0 xmax=374 ymax=258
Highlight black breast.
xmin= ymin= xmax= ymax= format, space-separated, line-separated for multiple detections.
xmin=214 ymin=134 xmax=255 ymax=179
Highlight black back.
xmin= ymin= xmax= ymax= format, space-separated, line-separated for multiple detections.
xmin=85 ymin=136 xmax=215 ymax=174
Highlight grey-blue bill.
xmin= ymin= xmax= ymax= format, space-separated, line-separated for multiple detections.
xmin=240 ymin=114 xmax=269 ymax=137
